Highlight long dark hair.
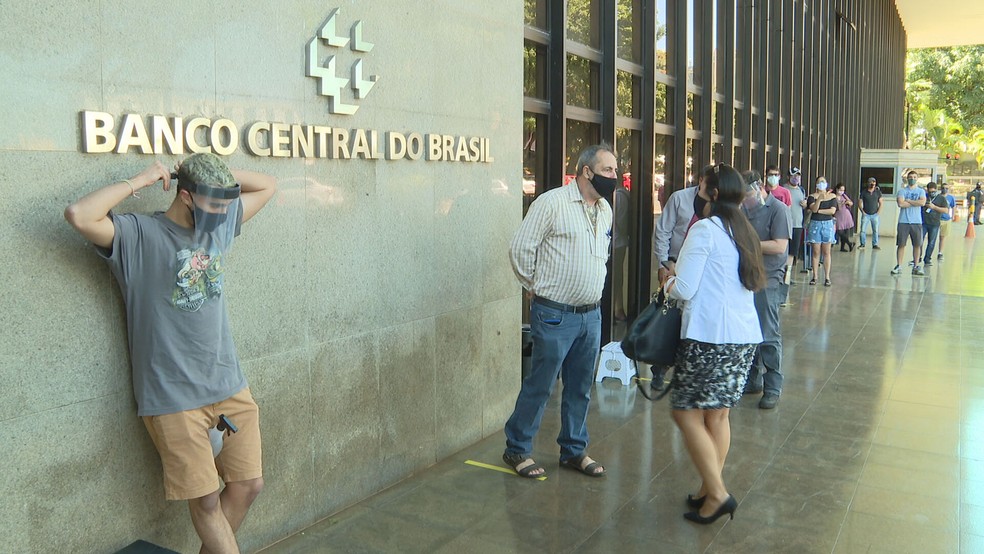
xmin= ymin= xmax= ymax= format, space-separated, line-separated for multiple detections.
xmin=702 ymin=163 xmax=767 ymax=292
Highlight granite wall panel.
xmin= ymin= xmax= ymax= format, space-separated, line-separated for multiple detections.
xmin=0 ymin=0 xmax=522 ymax=551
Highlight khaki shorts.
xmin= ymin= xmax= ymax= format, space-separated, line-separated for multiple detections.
xmin=940 ymin=220 xmax=951 ymax=238
xmin=143 ymin=388 xmax=262 ymax=501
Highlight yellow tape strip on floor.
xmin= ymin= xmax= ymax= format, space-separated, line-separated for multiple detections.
xmin=464 ymin=459 xmax=547 ymax=481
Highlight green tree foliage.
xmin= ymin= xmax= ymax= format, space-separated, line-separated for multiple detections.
xmin=906 ymin=46 xmax=984 ymax=168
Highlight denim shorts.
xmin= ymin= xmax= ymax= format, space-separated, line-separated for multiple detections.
xmin=805 ymin=219 xmax=836 ymax=244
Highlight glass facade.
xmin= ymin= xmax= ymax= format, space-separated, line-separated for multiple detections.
xmin=522 ymin=0 xmax=907 ymax=341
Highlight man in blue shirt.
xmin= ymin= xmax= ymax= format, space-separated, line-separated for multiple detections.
xmin=892 ymin=170 xmax=927 ymax=276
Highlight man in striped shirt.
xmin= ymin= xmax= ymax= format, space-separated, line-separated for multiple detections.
xmin=503 ymin=144 xmax=616 ymax=479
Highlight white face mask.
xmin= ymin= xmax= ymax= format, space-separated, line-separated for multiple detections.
xmin=766 ymin=175 xmax=780 ymax=186
xmin=816 ymin=181 xmax=828 ymax=191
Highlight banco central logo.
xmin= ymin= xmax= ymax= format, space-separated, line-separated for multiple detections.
xmin=306 ymin=8 xmax=379 ymax=115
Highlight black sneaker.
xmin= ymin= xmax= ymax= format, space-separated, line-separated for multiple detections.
xmin=759 ymin=393 xmax=780 ymax=409
xmin=938 ymin=253 xmax=944 ymax=260
xmin=924 ymin=259 xmax=933 ymax=266
xmin=872 ymin=245 xmax=881 ymax=250
xmin=858 ymin=244 xmax=865 ymax=249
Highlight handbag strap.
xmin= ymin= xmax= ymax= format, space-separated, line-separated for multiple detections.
xmin=632 ymin=359 xmax=672 ymax=401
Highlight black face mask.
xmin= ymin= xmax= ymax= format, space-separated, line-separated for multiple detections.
xmin=589 ymin=172 xmax=618 ymax=197
xmin=693 ymin=192 xmax=708 ymax=218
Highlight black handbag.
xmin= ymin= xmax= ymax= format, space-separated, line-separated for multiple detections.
xmin=620 ymin=287 xmax=682 ymax=366
xmin=620 ymin=287 xmax=682 ymax=400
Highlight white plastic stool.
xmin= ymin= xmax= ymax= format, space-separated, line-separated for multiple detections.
xmin=595 ymin=341 xmax=635 ymax=386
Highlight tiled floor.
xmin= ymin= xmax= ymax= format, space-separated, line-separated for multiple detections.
xmin=259 ymin=233 xmax=984 ymax=554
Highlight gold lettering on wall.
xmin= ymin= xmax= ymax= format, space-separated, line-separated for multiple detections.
xmin=79 ymin=111 xmax=492 ymax=163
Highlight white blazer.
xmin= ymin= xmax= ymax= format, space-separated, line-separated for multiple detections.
xmin=666 ymin=216 xmax=763 ymax=345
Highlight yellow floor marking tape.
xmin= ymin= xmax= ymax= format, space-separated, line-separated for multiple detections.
xmin=464 ymin=459 xmax=547 ymax=481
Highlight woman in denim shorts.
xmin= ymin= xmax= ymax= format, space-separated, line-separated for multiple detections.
xmin=805 ymin=177 xmax=838 ymax=286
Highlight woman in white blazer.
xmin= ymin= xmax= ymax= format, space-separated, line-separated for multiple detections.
xmin=665 ymin=163 xmax=766 ymax=524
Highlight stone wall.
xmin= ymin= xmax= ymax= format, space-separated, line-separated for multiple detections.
xmin=0 ymin=1 xmax=522 ymax=552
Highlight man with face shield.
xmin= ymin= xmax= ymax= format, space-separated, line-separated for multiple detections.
xmin=64 ymin=153 xmax=276 ymax=553
xmin=172 ymin=161 xmax=244 ymax=311
xmin=740 ymin=171 xmax=792 ymax=409
xmin=505 ymin=144 xmax=615 ymax=479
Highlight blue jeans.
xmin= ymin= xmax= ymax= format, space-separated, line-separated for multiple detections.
xmin=504 ymin=301 xmax=600 ymax=461
xmin=859 ymin=213 xmax=880 ymax=246
xmin=922 ymin=223 xmax=940 ymax=262
xmin=747 ymin=284 xmax=783 ymax=396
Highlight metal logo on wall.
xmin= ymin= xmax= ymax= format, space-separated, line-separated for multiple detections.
xmin=77 ymin=7 xmax=493 ymax=162
xmin=306 ymin=8 xmax=378 ymax=115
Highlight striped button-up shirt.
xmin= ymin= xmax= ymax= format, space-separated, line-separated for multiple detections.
xmin=510 ymin=182 xmax=613 ymax=305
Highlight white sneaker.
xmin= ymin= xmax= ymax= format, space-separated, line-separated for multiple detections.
xmin=891 ymin=265 xmax=901 ymax=275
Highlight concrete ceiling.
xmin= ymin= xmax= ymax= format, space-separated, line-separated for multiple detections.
xmin=895 ymin=0 xmax=984 ymax=49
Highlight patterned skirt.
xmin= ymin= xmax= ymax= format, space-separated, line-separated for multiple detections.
xmin=670 ymin=340 xmax=757 ymax=410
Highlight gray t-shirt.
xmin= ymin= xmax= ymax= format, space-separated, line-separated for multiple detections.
xmin=922 ymin=191 xmax=948 ymax=226
xmin=98 ymin=212 xmax=246 ymax=416
xmin=743 ymin=195 xmax=793 ymax=286
xmin=784 ymin=184 xmax=806 ymax=228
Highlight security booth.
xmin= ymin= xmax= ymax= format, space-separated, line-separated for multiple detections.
xmin=858 ymin=149 xmax=944 ymax=238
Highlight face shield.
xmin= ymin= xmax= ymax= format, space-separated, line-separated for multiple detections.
xmin=743 ymin=181 xmax=765 ymax=209
xmin=176 ymin=175 xmax=242 ymax=255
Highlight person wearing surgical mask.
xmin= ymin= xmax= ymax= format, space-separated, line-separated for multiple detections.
xmin=764 ymin=165 xmax=791 ymax=207
xmin=782 ymin=167 xmax=808 ymax=285
xmin=858 ymin=178 xmax=883 ymax=249
xmin=892 ymin=170 xmax=927 ymax=276
xmin=833 ymin=183 xmax=856 ymax=252
xmin=805 ymin=177 xmax=838 ymax=286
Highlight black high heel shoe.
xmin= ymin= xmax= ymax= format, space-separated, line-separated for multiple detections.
xmin=686 ymin=494 xmax=706 ymax=509
xmin=684 ymin=495 xmax=737 ymax=524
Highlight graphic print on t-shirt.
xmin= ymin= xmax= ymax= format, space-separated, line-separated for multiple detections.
xmin=172 ymin=247 xmax=225 ymax=312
